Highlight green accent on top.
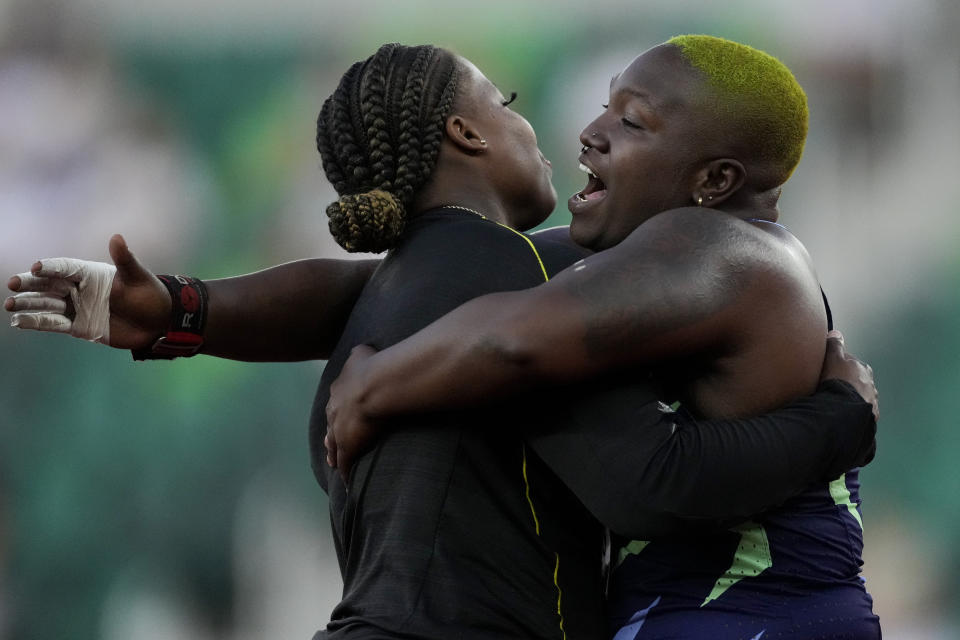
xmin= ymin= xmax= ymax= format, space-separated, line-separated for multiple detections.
xmin=829 ymin=473 xmax=864 ymax=529
xmin=616 ymin=539 xmax=651 ymax=569
xmin=701 ymin=521 xmax=772 ymax=607
xmin=667 ymin=34 xmax=809 ymax=187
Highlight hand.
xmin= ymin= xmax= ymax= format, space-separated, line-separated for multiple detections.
xmin=820 ymin=330 xmax=879 ymax=423
xmin=325 ymin=344 xmax=381 ymax=481
xmin=6 ymin=234 xmax=171 ymax=349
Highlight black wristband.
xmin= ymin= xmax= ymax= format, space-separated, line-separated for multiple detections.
xmin=132 ymin=275 xmax=208 ymax=360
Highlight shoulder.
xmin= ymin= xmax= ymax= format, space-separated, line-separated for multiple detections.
xmin=529 ymin=225 xmax=592 ymax=277
xmin=393 ymin=213 xmax=555 ymax=288
xmin=617 ymin=208 xmax=815 ymax=279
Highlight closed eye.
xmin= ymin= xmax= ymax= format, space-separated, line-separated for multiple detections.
xmin=502 ymin=91 xmax=518 ymax=106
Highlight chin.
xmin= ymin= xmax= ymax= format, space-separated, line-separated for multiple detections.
xmin=569 ymin=219 xmax=602 ymax=251
xmin=515 ymin=203 xmax=554 ymax=232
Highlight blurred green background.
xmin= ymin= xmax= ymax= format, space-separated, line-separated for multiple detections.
xmin=1 ymin=0 xmax=957 ymax=638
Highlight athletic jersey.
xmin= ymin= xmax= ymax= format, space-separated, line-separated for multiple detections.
xmin=307 ymin=209 xmax=879 ymax=639
xmin=607 ymin=470 xmax=879 ymax=639
xmin=607 ymin=292 xmax=881 ymax=640
xmin=308 ymin=208 xmax=606 ymax=640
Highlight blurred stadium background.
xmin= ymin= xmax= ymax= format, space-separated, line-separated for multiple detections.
xmin=0 ymin=0 xmax=957 ymax=637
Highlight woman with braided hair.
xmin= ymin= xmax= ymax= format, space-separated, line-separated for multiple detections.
xmin=7 ymin=40 xmax=879 ymax=638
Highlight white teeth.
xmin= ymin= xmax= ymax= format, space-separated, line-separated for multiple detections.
xmin=578 ymin=163 xmax=597 ymax=179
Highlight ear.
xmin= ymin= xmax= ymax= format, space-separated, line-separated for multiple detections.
xmin=444 ymin=114 xmax=488 ymax=155
xmin=691 ymin=158 xmax=745 ymax=207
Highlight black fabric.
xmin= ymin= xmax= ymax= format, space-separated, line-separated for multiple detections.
xmin=528 ymin=378 xmax=875 ymax=540
xmin=310 ymin=210 xmax=603 ymax=640
xmin=307 ymin=210 xmax=877 ymax=639
xmin=822 ymin=287 xmax=834 ymax=331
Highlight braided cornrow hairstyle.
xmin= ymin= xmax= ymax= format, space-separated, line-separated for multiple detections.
xmin=317 ymin=44 xmax=462 ymax=253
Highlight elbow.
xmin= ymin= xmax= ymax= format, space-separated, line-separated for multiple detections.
xmin=471 ymin=330 xmax=539 ymax=382
xmin=468 ymin=305 xmax=551 ymax=380
xmin=473 ymin=327 xmax=540 ymax=373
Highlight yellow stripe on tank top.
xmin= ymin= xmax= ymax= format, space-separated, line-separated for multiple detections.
xmin=486 ymin=217 xmax=563 ymax=638
xmin=523 ymin=444 xmax=566 ymax=638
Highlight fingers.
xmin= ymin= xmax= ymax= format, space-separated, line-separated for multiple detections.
xmin=109 ymin=234 xmax=151 ymax=284
xmin=5 ymin=292 xmax=69 ymax=313
xmin=9 ymin=261 xmax=114 ymax=342
xmin=10 ymin=312 xmax=73 ymax=333
xmin=109 ymin=234 xmax=132 ymax=267
xmin=8 ymin=272 xmax=74 ymax=297
xmin=32 ymin=257 xmax=90 ymax=282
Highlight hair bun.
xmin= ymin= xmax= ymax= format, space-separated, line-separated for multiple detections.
xmin=326 ymin=189 xmax=406 ymax=253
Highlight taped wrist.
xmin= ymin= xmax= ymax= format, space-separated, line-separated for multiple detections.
xmin=132 ymin=275 xmax=208 ymax=360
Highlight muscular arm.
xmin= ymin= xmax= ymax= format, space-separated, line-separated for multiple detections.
xmin=203 ymin=258 xmax=377 ymax=361
xmin=6 ymin=234 xmax=378 ymax=361
xmin=331 ymin=208 xmax=785 ymax=419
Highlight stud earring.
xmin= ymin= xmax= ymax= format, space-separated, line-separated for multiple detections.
xmin=697 ymin=195 xmax=703 ymax=206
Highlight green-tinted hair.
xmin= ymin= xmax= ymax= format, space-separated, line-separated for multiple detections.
xmin=667 ymin=34 xmax=808 ymax=188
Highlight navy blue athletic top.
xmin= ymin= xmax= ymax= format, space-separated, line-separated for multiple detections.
xmin=606 ymin=291 xmax=880 ymax=640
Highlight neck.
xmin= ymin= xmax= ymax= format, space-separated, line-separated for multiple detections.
xmin=718 ymin=187 xmax=781 ymax=223
xmin=414 ymin=181 xmax=513 ymax=227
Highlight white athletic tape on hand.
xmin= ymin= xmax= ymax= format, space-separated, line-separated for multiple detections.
xmin=8 ymin=292 xmax=69 ymax=313
xmin=10 ymin=258 xmax=116 ymax=343
xmin=10 ymin=312 xmax=72 ymax=333
xmin=12 ymin=272 xmax=74 ymax=297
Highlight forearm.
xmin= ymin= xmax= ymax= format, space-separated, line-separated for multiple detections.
xmin=350 ymin=215 xmax=738 ymax=418
xmin=352 ymin=286 xmax=595 ymax=417
xmin=621 ymin=380 xmax=875 ymax=535
xmin=529 ymin=378 xmax=875 ymax=540
xmin=202 ymin=258 xmax=377 ymax=361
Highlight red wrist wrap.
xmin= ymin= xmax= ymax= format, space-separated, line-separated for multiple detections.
xmin=132 ymin=275 xmax=208 ymax=360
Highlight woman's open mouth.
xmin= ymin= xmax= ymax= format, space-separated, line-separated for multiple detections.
xmin=575 ymin=163 xmax=607 ymax=201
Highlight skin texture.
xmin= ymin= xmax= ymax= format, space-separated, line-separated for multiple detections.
xmin=3 ymin=44 xmax=877 ymax=470
xmin=323 ymin=43 xmax=840 ymax=470
xmin=4 ymin=55 xmax=556 ymax=361
xmin=5 ymin=234 xmax=378 ymax=360
xmin=415 ymin=56 xmax=556 ymax=230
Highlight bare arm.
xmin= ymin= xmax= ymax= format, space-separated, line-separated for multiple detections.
xmin=6 ymin=234 xmax=378 ymax=361
xmin=203 ymin=257 xmax=377 ymax=360
xmin=327 ymin=208 xmax=773 ymax=420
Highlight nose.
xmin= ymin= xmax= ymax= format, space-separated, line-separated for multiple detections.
xmin=579 ymin=117 xmax=608 ymax=152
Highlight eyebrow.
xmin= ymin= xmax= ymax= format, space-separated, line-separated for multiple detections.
xmin=618 ymin=90 xmax=658 ymax=117
xmin=609 ymin=75 xmax=657 ymax=109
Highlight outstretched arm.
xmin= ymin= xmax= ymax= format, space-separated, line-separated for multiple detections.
xmin=6 ymin=234 xmax=378 ymax=361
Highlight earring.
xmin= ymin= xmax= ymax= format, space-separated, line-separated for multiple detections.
xmin=697 ymin=195 xmax=703 ymax=206
xmin=480 ymin=139 xmax=487 ymax=145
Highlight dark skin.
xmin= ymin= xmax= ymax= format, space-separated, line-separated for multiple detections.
xmin=4 ymin=48 xmax=877 ymax=471
xmin=5 ymin=238 xmax=378 ymax=361
xmin=322 ymin=43 xmax=875 ymax=473
xmin=5 ymin=57 xmax=557 ymax=358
